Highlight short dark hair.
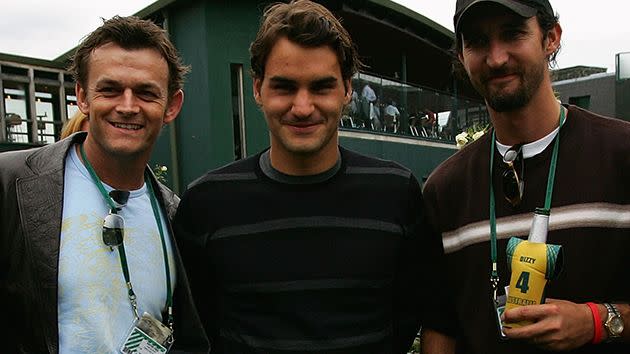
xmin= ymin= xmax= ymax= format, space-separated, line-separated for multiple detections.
xmin=69 ymin=15 xmax=190 ymax=97
xmin=249 ymin=0 xmax=361 ymax=81
xmin=535 ymin=10 xmax=561 ymax=65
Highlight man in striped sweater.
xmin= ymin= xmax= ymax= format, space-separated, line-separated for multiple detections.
xmin=422 ymin=0 xmax=630 ymax=353
xmin=173 ymin=1 xmax=449 ymax=353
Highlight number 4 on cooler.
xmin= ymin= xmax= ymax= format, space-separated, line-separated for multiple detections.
xmin=515 ymin=271 xmax=530 ymax=293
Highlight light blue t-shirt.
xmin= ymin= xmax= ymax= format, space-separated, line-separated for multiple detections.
xmin=58 ymin=146 xmax=176 ymax=353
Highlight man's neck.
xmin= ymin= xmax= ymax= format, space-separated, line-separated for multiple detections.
xmin=79 ymin=139 xmax=147 ymax=190
xmin=489 ymin=84 xmax=562 ymax=146
xmin=269 ymin=142 xmax=340 ymax=176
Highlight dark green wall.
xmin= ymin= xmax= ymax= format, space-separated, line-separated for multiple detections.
xmin=150 ymin=0 xmax=458 ymax=193
xmin=339 ymin=135 xmax=456 ymax=183
xmin=204 ymin=0 xmax=275 ymax=165
xmin=616 ymin=79 xmax=630 ymax=121
xmin=152 ymin=0 xmax=270 ymax=192
xmin=150 ymin=1 xmax=210 ymax=191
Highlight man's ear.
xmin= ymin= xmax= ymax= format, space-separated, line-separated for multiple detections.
xmin=163 ymin=89 xmax=184 ymax=124
xmin=458 ymin=51 xmax=465 ymax=66
xmin=343 ymin=79 xmax=352 ymax=105
xmin=457 ymin=36 xmax=466 ymax=65
xmin=253 ymin=78 xmax=263 ymax=106
xmin=76 ymin=82 xmax=89 ymax=115
xmin=545 ymin=23 xmax=562 ymax=57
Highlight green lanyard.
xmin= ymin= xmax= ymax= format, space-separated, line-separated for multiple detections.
xmin=79 ymin=144 xmax=174 ymax=329
xmin=488 ymin=106 xmax=565 ymax=300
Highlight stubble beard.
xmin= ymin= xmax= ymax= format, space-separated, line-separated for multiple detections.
xmin=278 ymin=131 xmax=333 ymax=157
xmin=477 ymin=61 xmax=546 ymax=113
xmin=271 ymin=115 xmax=340 ymax=157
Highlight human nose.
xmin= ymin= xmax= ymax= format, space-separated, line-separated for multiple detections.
xmin=486 ymin=39 xmax=509 ymax=68
xmin=116 ymin=89 xmax=140 ymax=116
xmin=290 ymin=89 xmax=314 ymax=118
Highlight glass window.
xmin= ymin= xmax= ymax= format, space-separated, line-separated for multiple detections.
xmin=230 ymin=63 xmax=246 ymax=160
xmin=35 ymin=85 xmax=61 ymax=144
xmin=4 ymin=85 xmax=29 ymax=143
xmin=66 ymin=94 xmax=79 ymax=119
xmin=343 ymin=71 xmax=487 ymax=142
xmin=569 ymin=96 xmax=591 ymax=110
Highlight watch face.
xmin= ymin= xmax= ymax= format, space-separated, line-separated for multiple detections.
xmin=610 ymin=316 xmax=625 ymax=334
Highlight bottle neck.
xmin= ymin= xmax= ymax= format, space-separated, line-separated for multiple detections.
xmin=528 ymin=211 xmax=550 ymax=243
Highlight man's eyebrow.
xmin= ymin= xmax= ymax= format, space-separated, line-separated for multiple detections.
xmin=501 ymin=20 xmax=528 ymax=30
xmin=268 ymin=76 xmax=339 ymax=85
xmin=269 ymin=76 xmax=296 ymax=85
xmin=311 ymin=77 xmax=338 ymax=86
xmin=94 ymin=78 xmax=121 ymax=87
xmin=134 ymin=82 xmax=161 ymax=92
xmin=94 ymin=79 xmax=161 ymax=92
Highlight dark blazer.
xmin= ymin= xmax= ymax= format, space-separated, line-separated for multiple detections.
xmin=0 ymin=132 xmax=209 ymax=353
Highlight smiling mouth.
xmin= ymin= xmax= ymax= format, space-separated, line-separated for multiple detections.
xmin=286 ymin=122 xmax=321 ymax=134
xmin=112 ymin=122 xmax=143 ymax=130
xmin=486 ymin=70 xmax=518 ymax=81
xmin=489 ymin=74 xmax=514 ymax=81
xmin=286 ymin=119 xmax=324 ymax=126
xmin=290 ymin=123 xmax=318 ymax=127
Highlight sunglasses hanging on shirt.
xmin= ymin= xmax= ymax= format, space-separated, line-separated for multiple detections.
xmin=502 ymin=144 xmax=524 ymax=207
xmin=79 ymin=143 xmax=175 ymax=340
xmin=102 ymin=190 xmax=129 ymax=249
xmin=103 ymin=213 xmax=125 ymax=249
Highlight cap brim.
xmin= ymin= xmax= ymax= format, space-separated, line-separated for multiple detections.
xmin=455 ymin=0 xmax=538 ymax=34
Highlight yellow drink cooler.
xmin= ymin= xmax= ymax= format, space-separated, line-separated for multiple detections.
xmin=503 ymin=209 xmax=563 ymax=328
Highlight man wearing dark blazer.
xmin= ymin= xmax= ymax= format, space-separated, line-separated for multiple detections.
xmin=0 ymin=16 xmax=208 ymax=353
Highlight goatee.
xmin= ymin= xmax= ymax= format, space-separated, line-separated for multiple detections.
xmin=478 ymin=61 xmax=545 ymax=112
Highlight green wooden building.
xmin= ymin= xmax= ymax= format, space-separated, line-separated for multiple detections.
xmin=2 ymin=0 xmax=489 ymax=193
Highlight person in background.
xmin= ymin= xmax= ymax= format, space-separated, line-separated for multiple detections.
xmin=173 ymin=1 xmax=449 ymax=353
xmin=361 ymin=82 xmax=377 ymax=104
xmin=421 ymin=0 xmax=630 ymax=353
xmin=349 ymin=89 xmax=359 ymax=117
xmin=370 ymin=97 xmax=383 ymax=130
xmin=384 ymin=100 xmax=401 ymax=133
xmin=60 ymin=110 xmax=89 ymax=139
xmin=420 ymin=109 xmax=437 ymax=137
xmin=360 ymin=82 xmax=377 ymax=128
xmin=0 ymin=15 xmax=208 ymax=353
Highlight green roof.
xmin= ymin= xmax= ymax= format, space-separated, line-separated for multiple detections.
xmin=53 ymin=0 xmax=456 ymax=62
xmin=367 ymin=0 xmax=453 ymax=39
xmin=0 ymin=52 xmax=67 ymax=70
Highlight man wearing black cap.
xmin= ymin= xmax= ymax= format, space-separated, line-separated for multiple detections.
xmin=421 ymin=1 xmax=630 ymax=353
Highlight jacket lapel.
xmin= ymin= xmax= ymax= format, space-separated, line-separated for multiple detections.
xmin=14 ymin=134 xmax=208 ymax=353
xmin=15 ymin=133 xmax=86 ymax=353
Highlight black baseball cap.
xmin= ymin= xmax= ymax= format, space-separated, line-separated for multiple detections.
xmin=454 ymin=0 xmax=554 ymax=35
